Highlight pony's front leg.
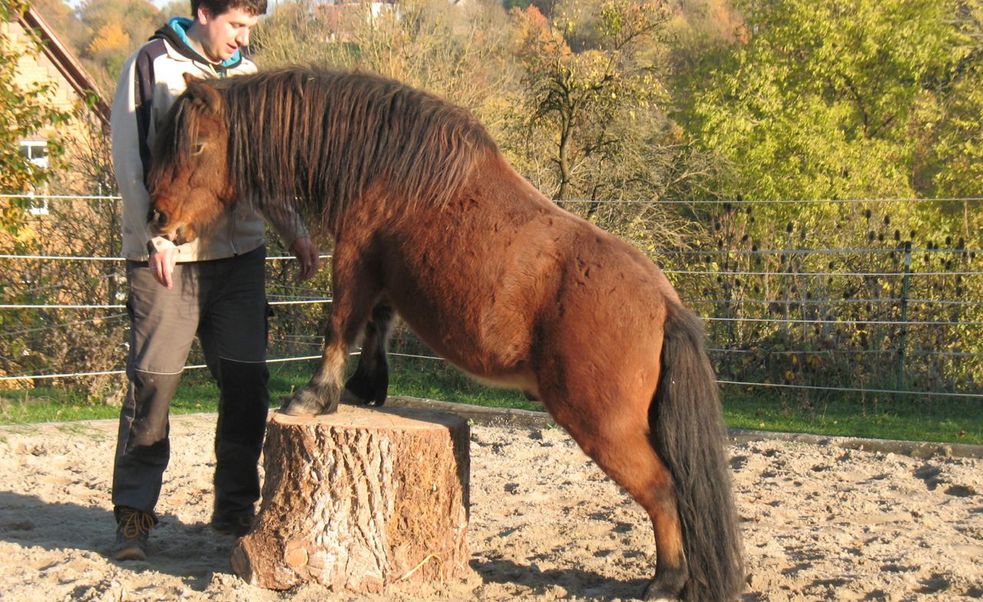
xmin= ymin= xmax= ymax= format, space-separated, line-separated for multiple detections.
xmin=281 ymin=256 xmax=380 ymax=416
xmin=281 ymin=325 xmax=352 ymax=416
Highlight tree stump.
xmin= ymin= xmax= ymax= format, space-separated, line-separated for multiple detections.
xmin=230 ymin=405 xmax=471 ymax=592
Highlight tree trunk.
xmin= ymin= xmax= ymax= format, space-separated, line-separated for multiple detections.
xmin=231 ymin=405 xmax=471 ymax=592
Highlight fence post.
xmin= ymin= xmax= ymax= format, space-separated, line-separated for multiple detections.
xmin=896 ymin=241 xmax=912 ymax=390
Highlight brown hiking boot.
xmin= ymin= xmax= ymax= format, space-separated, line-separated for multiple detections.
xmin=113 ymin=506 xmax=156 ymax=561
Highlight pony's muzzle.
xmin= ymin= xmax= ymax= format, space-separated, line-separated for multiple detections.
xmin=146 ymin=207 xmax=189 ymax=243
xmin=147 ymin=208 xmax=168 ymax=231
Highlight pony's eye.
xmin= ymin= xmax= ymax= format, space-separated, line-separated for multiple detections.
xmin=192 ymin=143 xmax=205 ymax=155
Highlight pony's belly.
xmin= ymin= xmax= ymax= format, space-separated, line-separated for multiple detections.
xmin=466 ymin=371 xmax=540 ymax=399
xmin=400 ymin=311 xmax=539 ymax=396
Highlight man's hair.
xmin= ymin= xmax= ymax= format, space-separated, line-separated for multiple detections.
xmin=190 ymin=0 xmax=268 ymax=17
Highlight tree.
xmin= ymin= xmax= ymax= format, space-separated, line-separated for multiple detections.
xmin=505 ymin=0 xmax=704 ymax=251
xmin=32 ymin=0 xmax=91 ymax=56
xmin=0 ymin=0 xmax=71 ymax=234
xmin=512 ymin=1 xmax=668 ymax=201
xmin=920 ymin=1 xmax=983 ymax=200
xmin=78 ymin=0 xmax=159 ymax=88
xmin=254 ymin=0 xmax=516 ymax=126
xmin=671 ymin=0 xmax=983 ymax=399
xmin=87 ymin=21 xmax=132 ymax=77
xmin=683 ymin=0 xmax=972 ymax=205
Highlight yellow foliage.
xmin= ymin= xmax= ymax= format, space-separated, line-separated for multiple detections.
xmin=510 ymin=6 xmax=571 ymax=60
xmin=88 ymin=22 xmax=130 ymax=57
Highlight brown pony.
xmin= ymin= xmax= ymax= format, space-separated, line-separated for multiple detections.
xmin=147 ymin=67 xmax=743 ymax=602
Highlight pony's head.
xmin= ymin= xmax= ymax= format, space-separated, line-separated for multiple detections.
xmin=147 ymin=75 xmax=234 ymax=245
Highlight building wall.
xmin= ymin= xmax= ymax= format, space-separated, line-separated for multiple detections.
xmin=1 ymin=18 xmax=92 ymax=143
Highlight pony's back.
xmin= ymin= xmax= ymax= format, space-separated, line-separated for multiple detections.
xmin=220 ymin=67 xmax=497 ymax=230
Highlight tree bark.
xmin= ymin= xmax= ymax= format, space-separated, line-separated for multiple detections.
xmin=231 ymin=405 xmax=471 ymax=592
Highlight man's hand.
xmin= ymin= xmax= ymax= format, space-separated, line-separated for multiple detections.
xmin=150 ymin=245 xmax=179 ymax=289
xmin=290 ymin=236 xmax=320 ymax=282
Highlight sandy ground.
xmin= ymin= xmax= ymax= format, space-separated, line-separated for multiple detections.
xmin=0 ymin=410 xmax=981 ymax=602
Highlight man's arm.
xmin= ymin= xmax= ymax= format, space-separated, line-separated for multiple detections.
xmin=111 ymin=44 xmax=180 ymax=288
xmin=262 ymin=198 xmax=319 ymax=281
xmin=290 ymin=236 xmax=320 ymax=282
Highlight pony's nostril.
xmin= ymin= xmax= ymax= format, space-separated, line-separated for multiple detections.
xmin=148 ymin=208 xmax=168 ymax=227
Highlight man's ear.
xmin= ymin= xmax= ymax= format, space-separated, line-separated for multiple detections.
xmin=196 ymin=5 xmax=213 ymax=25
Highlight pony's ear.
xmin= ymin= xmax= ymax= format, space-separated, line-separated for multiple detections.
xmin=185 ymin=76 xmax=223 ymax=115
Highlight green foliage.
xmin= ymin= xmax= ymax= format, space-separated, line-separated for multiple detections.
xmin=682 ymin=0 xmax=980 ymax=205
xmin=665 ymin=0 xmax=983 ymax=407
xmin=921 ymin=2 xmax=983 ymax=199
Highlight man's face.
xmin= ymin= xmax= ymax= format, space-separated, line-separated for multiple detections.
xmin=197 ymin=6 xmax=259 ymax=63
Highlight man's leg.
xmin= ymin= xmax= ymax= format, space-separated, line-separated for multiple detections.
xmin=112 ymin=261 xmax=199 ymax=559
xmin=197 ymin=247 xmax=270 ymax=534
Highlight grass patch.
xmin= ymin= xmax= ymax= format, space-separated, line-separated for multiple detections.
xmin=722 ymin=388 xmax=983 ymax=444
xmin=2 ymin=358 xmax=980 ymax=446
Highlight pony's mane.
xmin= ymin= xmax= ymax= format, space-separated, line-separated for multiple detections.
xmin=216 ymin=66 xmax=497 ymax=230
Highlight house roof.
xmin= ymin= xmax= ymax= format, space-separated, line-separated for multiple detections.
xmin=16 ymin=4 xmax=110 ymax=126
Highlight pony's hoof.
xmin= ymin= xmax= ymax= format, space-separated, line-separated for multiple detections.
xmin=643 ymin=579 xmax=683 ymax=601
xmin=340 ymin=386 xmax=367 ymax=405
xmin=643 ymin=590 xmax=679 ymax=602
xmin=340 ymin=386 xmax=387 ymax=407
xmin=279 ymin=399 xmax=316 ymax=417
xmin=280 ymin=387 xmax=335 ymax=416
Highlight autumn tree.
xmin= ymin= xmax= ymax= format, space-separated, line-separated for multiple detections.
xmin=31 ymin=0 xmax=91 ymax=56
xmin=504 ymin=0 xmax=707 ymax=254
xmin=78 ymin=0 xmax=160 ymax=88
xmin=511 ymin=0 xmax=666 ymax=200
xmin=254 ymin=0 xmax=515 ymax=129
xmin=87 ymin=21 xmax=132 ymax=78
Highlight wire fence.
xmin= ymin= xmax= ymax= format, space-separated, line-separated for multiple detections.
xmin=2 ymin=193 xmax=982 ymax=403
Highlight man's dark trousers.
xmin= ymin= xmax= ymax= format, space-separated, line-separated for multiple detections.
xmin=113 ymin=246 xmax=270 ymax=520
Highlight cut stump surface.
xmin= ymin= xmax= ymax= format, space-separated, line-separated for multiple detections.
xmin=231 ymin=405 xmax=471 ymax=592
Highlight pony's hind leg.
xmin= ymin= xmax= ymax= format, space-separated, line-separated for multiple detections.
xmin=341 ymin=302 xmax=394 ymax=406
xmin=547 ymin=402 xmax=688 ymax=600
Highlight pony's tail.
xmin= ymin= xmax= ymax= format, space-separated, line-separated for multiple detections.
xmin=651 ymin=304 xmax=744 ymax=602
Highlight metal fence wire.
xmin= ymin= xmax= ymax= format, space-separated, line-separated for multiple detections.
xmin=1 ymin=194 xmax=981 ymax=401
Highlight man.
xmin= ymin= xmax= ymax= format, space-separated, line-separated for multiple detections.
xmin=109 ymin=0 xmax=319 ymax=561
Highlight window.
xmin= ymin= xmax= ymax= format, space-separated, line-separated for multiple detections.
xmin=19 ymin=141 xmax=49 ymax=215
xmin=19 ymin=141 xmax=49 ymax=167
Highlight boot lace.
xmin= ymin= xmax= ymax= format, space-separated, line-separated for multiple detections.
xmin=119 ymin=509 xmax=155 ymax=539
